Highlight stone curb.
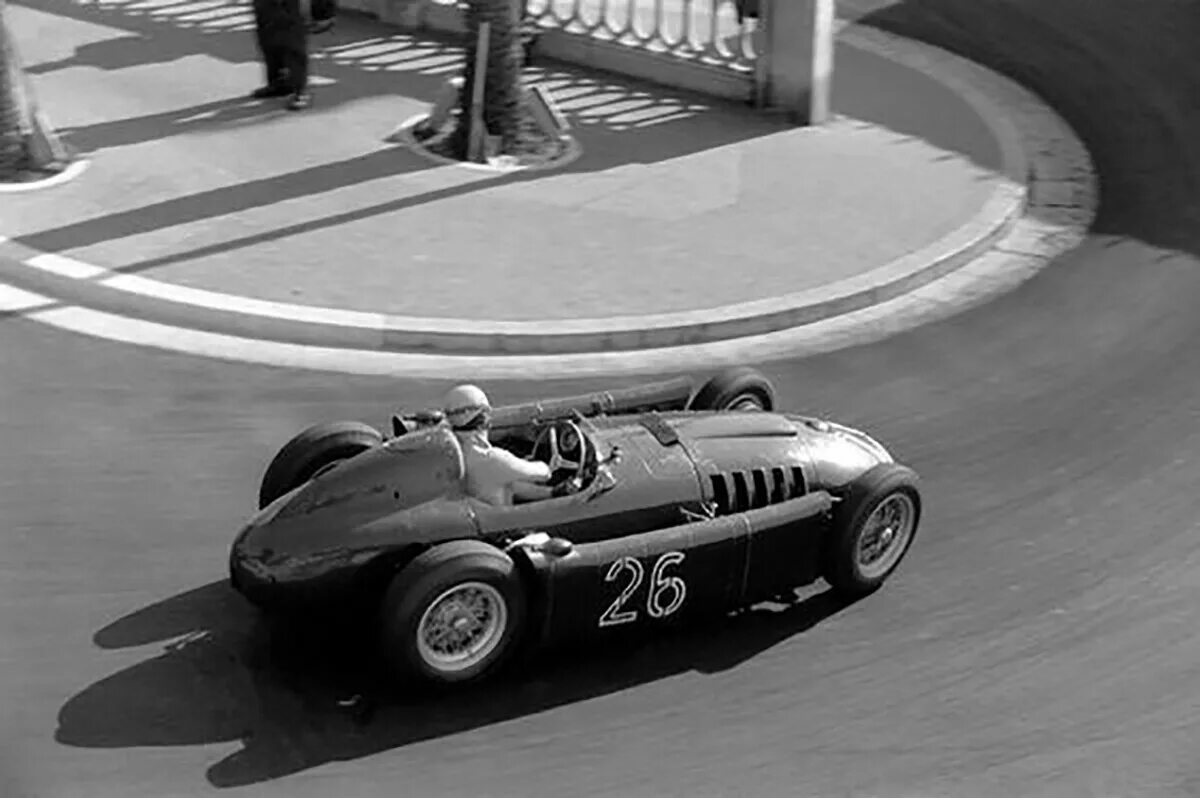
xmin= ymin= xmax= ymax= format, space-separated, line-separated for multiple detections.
xmin=0 ymin=24 xmax=1097 ymax=377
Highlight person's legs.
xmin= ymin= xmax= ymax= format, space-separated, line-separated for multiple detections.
xmin=277 ymin=0 xmax=311 ymax=109
xmin=251 ymin=0 xmax=291 ymax=95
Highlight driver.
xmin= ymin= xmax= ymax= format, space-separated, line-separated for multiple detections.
xmin=442 ymin=384 xmax=573 ymax=506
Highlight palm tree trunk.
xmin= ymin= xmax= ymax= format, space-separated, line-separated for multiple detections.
xmin=452 ymin=0 xmax=524 ymax=159
xmin=0 ymin=0 xmax=32 ymax=177
xmin=0 ymin=0 xmax=67 ymax=180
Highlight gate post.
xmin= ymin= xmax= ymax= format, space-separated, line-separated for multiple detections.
xmin=757 ymin=0 xmax=834 ymax=125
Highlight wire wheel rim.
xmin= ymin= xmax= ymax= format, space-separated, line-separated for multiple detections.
xmin=855 ymin=492 xmax=916 ymax=580
xmin=415 ymin=581 xmax=508 ymax=674
xmin=730 ymin=394 xmax=766 ymax=411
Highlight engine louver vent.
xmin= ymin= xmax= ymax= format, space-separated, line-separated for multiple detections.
xmin=732 ymin=472 xmax=750 ymax=512
xmin=711 ymin=473 xmax=731 ymax=514
xmin=771 ymin=467 xmax=787 ymax=503
xmin=749 ymin=469 xmax=767 ymax=508
xmin=709 ymin=466 xmax=806 ymax=515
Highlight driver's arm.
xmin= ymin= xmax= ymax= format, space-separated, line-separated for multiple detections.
xmin=511 ymin=476 xmax=581 ymax=502
xmin=490 ymin=448 xmax=564 ymax=502
xmin=510 ymin=481 xmax=557 ymax=502
xmin=493 ymin=448 xmax=552 ymax=483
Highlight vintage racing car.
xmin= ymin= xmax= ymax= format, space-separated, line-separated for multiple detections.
xmin=229 ymin=368 xmax=922 ymax=687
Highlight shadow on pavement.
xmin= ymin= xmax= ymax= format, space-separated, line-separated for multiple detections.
xmin=102 ymin=170 xmax=521 ymax=274
xmin=51 ymin=96 xmax=301 ymax=154
xmin=17 ymin=148 xmax=438 ymax=256
xmin=14 ymin=0 xmax=456 ymax=150
xmin=54 ymin=579 xmax=855 ymax=788
xmin=26 ymin=30 xmax=236 ymax=74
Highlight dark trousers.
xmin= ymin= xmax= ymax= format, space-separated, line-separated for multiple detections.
xmin=252 ymin=0 xmax=309 ymax=91
xmin=310 ymin=0 xmax=336 ymax=22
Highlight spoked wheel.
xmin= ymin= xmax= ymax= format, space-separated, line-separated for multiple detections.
xmin=824 ymin=464 xmax=922 ymax=597
xmin=853 ymin=492 xmax=918 ymax=583
xmin=379 ymin=541 xmax=527 ymax=686
xmin=730 ymin=396 xmax=767 ymax=411
xmin=415 ymin=581 xmax=509 ymax=676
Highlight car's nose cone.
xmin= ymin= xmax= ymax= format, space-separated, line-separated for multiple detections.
xmin=825 ymin=421 xmax=894 ymax=464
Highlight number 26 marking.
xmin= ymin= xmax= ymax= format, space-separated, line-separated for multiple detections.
xmin=598 ymin=551 xmax=687 ymax=628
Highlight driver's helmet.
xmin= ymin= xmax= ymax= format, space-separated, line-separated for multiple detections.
xmin=442 ymin=384 xmax=491 ymax=430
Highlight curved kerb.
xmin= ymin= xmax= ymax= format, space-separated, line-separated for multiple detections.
xmin=2 ymin=23 xmax=1091 ymax=368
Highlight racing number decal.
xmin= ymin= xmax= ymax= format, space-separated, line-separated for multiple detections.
xmin=598 ymin=557 xmax=644 ymax=627
xmin=597 ymin=552 xmax=687 ymax=628
xmin=647 ymin=551 xmax=687 ymax=618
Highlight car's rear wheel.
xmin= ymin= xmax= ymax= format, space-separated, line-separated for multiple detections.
xmin=258 ymin=421 xmax=383 ymax=509
xmin=823 ymin=464 xmax=921 ymax=597
xmin=688 ymin=367 xmax=776 ymax=412
xmin=378 ymin=541 xmax=528 ymax=687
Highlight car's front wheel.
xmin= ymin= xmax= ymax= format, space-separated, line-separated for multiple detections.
xmin=823 ymin=464 xmax=921 ymax=597
xmin=378 ymin=541 xmax=528 ymax=687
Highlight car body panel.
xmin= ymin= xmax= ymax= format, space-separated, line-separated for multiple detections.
xmin=672 ymin=416 xmax=815 ymax=510
xmin=791 ymin=417 xmax=894 ymax=489
xmin=520 ymin=493 xmax=834 ymax=648
xmin=235 ymin=426 xmax=472 ymax=558
xmin=487 ymin=377 xmax=696 ymax=434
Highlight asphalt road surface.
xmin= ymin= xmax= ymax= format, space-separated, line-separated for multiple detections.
xmin=5 ymin=1 xmax=1200 ymax=796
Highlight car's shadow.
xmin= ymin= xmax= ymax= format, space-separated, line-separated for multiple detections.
xmin=55 ymin=579 xmax=857 ymax=788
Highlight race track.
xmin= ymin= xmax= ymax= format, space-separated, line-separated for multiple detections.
xmin=5 ymin=0 xmax=1200 ymax=796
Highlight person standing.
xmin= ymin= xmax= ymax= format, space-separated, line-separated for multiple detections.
xmin=250 ymin=0 xmax=312 ymax=110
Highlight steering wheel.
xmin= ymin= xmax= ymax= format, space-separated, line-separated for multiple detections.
xmin=531 ymin=420 xmax=592 ymax=487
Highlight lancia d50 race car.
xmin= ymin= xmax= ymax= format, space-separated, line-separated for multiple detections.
xmin=229 ymin=368 xmax=922 ymax=687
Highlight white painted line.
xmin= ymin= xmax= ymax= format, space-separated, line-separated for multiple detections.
xmin=100 ymin=274 xmax=388 ymax=328
xmin=0 ymin=282 xmax=57 ymax=313
xmin=30 ymin=305 xmax=426 ymax=375
xmin=26 ymin=253 xmax=108 ymax=280
xmin=12 ymin=215 xmax=1081 ymax=379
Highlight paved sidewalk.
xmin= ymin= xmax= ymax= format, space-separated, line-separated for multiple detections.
xmin=0 ymin=0 xmax=1091 ymax=370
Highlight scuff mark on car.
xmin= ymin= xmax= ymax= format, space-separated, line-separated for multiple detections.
xmin=277 ymin=483 xmax=390 ymax=519
xmin=260 ymin=546 xmax=386 ymax=582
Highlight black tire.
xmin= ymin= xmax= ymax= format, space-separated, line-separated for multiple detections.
xmin=688 ymin=367 xmax=776 ymax=412
xmin=823 ymin=464 xmax=922 ymax=597
xmin=378 ymin=541 xmax=528 ymax=687
xmin=258 ymin=421 xmax=383 ymax=509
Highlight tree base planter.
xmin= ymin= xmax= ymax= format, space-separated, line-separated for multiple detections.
xmin=383 ymin=4 xmax=583 ymax=174
xmin=2 ymin=26 xmax=84 ymax=192
xmin=392 ymin=100 xmax=581 ymax=174
xmin=0 ymin=156 xmax=89 ymax=193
